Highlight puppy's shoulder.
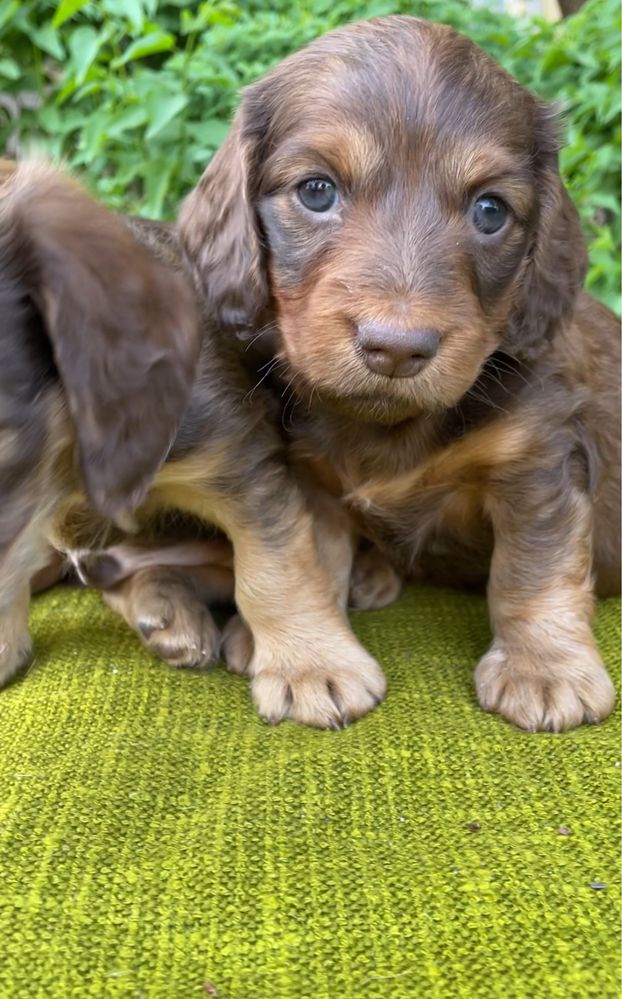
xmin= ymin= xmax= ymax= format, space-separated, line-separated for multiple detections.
xmin=572 ymin=291 xmax=620 ymax=351
xmin=553 ymin=291 xmax=620 ymax=398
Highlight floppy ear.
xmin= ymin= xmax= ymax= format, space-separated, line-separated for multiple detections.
xmin=4 ymin=162 xmax=200 ymax=530
xmin=178 ymin=105 xmax=268 ymax=336
xmin=505 ymin=107 xmax=587 ymax=361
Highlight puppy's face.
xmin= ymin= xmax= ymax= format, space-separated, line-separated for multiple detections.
xmin=182 ymin=17 xmax=586 ymax=424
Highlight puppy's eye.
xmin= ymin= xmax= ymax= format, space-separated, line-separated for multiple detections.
xmin=297 ymin=178 xmax=337 ymax=212
xmin=472 ymin=195 xmax=508 ymax=235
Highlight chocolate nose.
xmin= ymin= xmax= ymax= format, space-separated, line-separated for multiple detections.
xmin=358 ymin=322 xmax=440 ymax=378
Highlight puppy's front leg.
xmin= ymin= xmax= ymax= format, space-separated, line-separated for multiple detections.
xmin=235 ymin=516 xmax=386 ymax=727
xmin=0 ymin=516 xmax=57 ymax=684
xmin=476 ymin=474 xmax=615 ymax=732
xmin=162 ymin=474 xmax=386 ymax=728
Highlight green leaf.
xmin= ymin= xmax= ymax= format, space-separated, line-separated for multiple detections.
xmin=37 ymin=105 xmax=86 ymax=136
xmin=112 ymin=30 xmax=174 ymax=67
xmin=52 ymin=0 xmax=89 ymax=29
xmin=103 ymin=0 xmax=145 ymax=30
xmin=106 ymin=105 xmax=148 ymax=137
xmin=180 ymin=2 xmax=238 ymax=34
xmin=68 ymin=26 xmax=103 ymax=84
xmin=145 ymin=91 xmax=188 ymax=139
xmin=0 ymin=57 xmax=19 ymax=80
xmin=78 ymin=113 xmax=106 ymax=159
xmin=55 ymin=77 xmax=79 ymax=106
xmin=192 ymin=118 xmax=231 ymax=147
xmin=73 ymin=80 xmax=103 ymax=100
xmin=30 ymin=24 xmax=64 ymax=60
xmin=142 ymin=157 xmax=173 ymax=218
xmin=0 ymin=0 xmax=19 ymax=33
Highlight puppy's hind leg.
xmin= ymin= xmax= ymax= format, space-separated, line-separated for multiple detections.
xmin=102 ymin=563 xmax=230 ymax=671
xmin=77 ymin=539 xmax=234 ymax=670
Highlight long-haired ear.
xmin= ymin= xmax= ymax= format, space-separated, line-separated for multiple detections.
xmin=3 ymin=162 xmax=201 ymax=529
xmin=505 ymin=106 xmax=587 ymax=361
xmin=178 ymin=106 xmax=268 ymax=336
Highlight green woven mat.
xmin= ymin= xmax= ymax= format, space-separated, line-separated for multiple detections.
xmin=0 ymin=586 xmax=619 ymax=998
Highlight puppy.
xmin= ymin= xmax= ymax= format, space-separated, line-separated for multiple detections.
xmin=0 ymin=160 xmax=386 ymax=728
xmin=136 ymin=15 xmax=616 ymax=732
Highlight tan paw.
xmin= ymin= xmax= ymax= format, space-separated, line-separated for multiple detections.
xmin=250 ymin=637 xmax=386 ymax=729
xmin=349 ymin=547 xmax=402 ymax=610
xmin=0 ymin=594 xmax=33 ymax=686
xmin=475 ymin=640 xmax=615 ymax=732
xmin=104 ymin=570 xmax=220 ymax=670
xmin=0 ymin=632 xmax=33 ymax=686
xmin=221 ymin=614 xmax=254 ymax=676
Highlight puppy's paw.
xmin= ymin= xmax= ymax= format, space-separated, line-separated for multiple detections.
xmin=475 ymin=640 xmax=615 ymax=732
xmin=0 ymin=633 xmax=33 ymax=686
xmin=250 ymin=640 xmax=386 ymax=729
xmin=221 ymin=614 xmax=254 ymax=676
xmin=349 ymin=547 xmax=402 ymax=610
xmin=0 ymin=596 xmax=33 ymax=686
xmin=104 ymin=569 xmax=220 ymax=670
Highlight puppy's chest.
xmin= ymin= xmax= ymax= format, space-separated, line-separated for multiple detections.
xmin=359 ymin=483 xmax=493 ymax=584
xmin=352 ymin=468 xmax=492 ymax=580
xmin=297 ymin=429 xmax=495 ymax=580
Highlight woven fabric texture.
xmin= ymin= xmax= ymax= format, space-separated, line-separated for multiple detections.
xmin=0 ymin=585 xmax=619 ymax=999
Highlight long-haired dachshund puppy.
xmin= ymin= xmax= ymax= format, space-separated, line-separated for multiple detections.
xmin=108 ymin=15 xmax=619 ymax=732
xmin=0 ymin=160 xmax=386 ymax=728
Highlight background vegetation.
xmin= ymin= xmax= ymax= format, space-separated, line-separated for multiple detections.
xmin=1 ymin=0 xmax=619 ymax=310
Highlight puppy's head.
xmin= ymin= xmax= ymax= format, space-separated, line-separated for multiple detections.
xmin=180 ymin=16 xmax=586 ymax=425
xmin=1 ymin=162 xmax=201 ymax=526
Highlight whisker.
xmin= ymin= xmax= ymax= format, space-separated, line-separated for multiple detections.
xmin=464 ymin=386 xmax=510 ymax=416
xmin=243 ymin=358 xmax=285 ymax=404
xmin=244 ymin=321 xmax=277 ymax=352
xmin=490 ymin=356 xmax=531 ymax=386
xmin=480 ymin=367 xmax=522 ymax=403
xmin=282 ymin=390 xmax=301 ymax=432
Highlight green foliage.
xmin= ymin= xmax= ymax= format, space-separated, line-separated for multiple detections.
xmin=1 ymin=0 xmax=619 ymax=310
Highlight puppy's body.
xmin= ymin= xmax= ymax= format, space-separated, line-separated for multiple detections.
xmin=171 ymin=16 xmax=619 ymax=732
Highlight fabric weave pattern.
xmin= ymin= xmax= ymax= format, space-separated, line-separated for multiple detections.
xmin=0 ymin=586 xmax=619 ymax=998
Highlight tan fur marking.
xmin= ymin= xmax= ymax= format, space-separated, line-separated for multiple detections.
xmin=350 ymin=418 xmax=532 ymax=512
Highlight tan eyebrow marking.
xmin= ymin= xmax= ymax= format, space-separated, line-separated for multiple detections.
xmin=448 ymin=145 xmax=529 ymax=185
xmin=263 ymin=125 xmax=384 ymax=189
xmin=444 ymin=143 xmax=534 ymax=217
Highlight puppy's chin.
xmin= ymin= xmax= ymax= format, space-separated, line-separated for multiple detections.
xmin=306 ymin=347 xmax=502 ymax=425
xmin=278 ymin=359 xmax=426 ymax=424
xmin=283 ymin=365 xmax=448 ymax=425
xmin=315 ymin=389 xmax=424 ymax=426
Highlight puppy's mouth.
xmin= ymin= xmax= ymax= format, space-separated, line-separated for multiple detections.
xmin=315 ymin=386 xmax=424 ymax=424
xmin=278 ymin=357 xmax=428 ymax=425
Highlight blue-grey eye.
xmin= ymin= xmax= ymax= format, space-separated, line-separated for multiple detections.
xmin=297 ymin=178 xmax=337 ymax=212
xmin=473 ymin=195 xmax=508 ymax=234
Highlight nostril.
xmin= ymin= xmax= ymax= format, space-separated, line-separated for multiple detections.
xmin=357 ymin=322 xmax=440 ymax=378
xmin=364 ymin=348 xmax=394 ymax=376
xmin=363 ymin=349 xmax=428 ymax=378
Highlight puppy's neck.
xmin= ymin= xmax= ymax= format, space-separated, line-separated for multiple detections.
xmin=271 ymin=351 xmax=532 ymax=486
